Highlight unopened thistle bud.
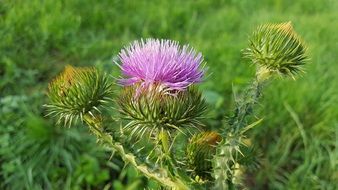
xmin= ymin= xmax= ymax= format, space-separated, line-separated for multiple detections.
xmin=187 ymin=131 xmax=222 ymax=180
xmin=244 ymin=22 xmax=308 ymax=80
xmin=45 ymin=65 xmax=113 ymax=126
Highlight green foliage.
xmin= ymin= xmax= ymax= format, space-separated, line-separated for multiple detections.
xmin=73 ymin=155 xmax=110 ymax=188
xmin=0 ymin=94 xmax=116 ymax=190
xmin=44 ymin=20 xmax=309 ymax=190
xmin=1 ymin=0 xmax=337 ymax=189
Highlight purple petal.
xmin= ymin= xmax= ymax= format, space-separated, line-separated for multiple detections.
xmin=117 ymin=39 xmax=205 ymax=91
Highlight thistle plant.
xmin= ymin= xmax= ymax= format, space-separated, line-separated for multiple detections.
xmin=213 ymin=22 xmax=308 ymax=189
xmin=45 ymin=22 xmax=308 ymax=190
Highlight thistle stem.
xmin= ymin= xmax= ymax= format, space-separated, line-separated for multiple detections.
xmin=83 ymin=115 xmax=189 ymax=190
xmin=158 ymin=129 xmax=179 ymax=175
xmin=159 ymin=129 xmax=171 ymax=156
xmin=230 ymin=78 xmax=262 ymax=133
xmin=214 ymin=76 xmax=265 ymax=190
xmin=227 ymin=178 xmax=235 ymax=190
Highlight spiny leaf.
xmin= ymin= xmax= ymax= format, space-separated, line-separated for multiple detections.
xmin=241 ymin=118 xmax=264 ymax=135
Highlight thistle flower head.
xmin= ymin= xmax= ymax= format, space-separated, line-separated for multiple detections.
xmin=118 ymin=84 xmax=207 ymax=139
xmin=118 ymin=39 xmax=205 ymax=91
xmin=244 ymin=22 xmax=308 ymax=79
xmin=187 ymin=131 xmax=222 ymax=180
xmin=45 ymin=66 xmax=113 ymax=126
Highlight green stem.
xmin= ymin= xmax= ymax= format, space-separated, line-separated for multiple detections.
xmin=230 ymin=78 xmax=262 ymax=133
xmin=214 ymin=76 xmax=265 ymax=190
xmin=227 ymin=178 xmax=235 ymax=190
xmin=212 ymin=138 xmax=237 ymax=190
xmin=83 ymin=115 xmax=189 ymax=190
xmin=158 ymin=129 xmax=178 ymax=174
xmin=159 ymin=129 xmax=171 ymax=157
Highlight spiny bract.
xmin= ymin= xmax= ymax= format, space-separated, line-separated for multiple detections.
xmin=45 ymin=65 xmax=113 ymax=126
xmin=118 ymin=84 xmax=207 ymax=139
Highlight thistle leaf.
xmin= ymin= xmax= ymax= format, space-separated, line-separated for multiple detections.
xmin=240 ymin=118 xmax=264 ymax=135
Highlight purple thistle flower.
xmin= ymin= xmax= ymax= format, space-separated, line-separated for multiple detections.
xmin=118 ymin=39 xmax=205 ymax=91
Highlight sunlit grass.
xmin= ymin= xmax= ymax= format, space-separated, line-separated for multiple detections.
xmin=0 ymin=0 xmax=337 ymax=189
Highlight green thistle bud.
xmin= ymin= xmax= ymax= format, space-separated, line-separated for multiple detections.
xmin=118 ymin=85 xmax=207 ymax=139
xmin=187 ymin=131 xmax=222 ymax=180
xmin=244 ymin=22 xmax=308 ymax=79
xmin=45 ymin=65 xmax=113 ymax=126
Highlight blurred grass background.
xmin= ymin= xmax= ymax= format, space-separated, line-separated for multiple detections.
xmin=0 ymin=0 xmax=337 ymax=189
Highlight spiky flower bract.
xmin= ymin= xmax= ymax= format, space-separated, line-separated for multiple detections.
xmin=45 ymin=65 xmax=113 ymax=126
xmin=118 ymin=84 xmax=207 ymax=139
xmin=187 ymin=131 xmax=222 ymax=180
xmin=118 ymin=39 xmax=204 ymax=91
xmin=244 ymin=22 xmax=308 ymax=78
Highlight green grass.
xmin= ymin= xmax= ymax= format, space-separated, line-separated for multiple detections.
xmin=1 ymin=0 xmax=337 ymax=189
